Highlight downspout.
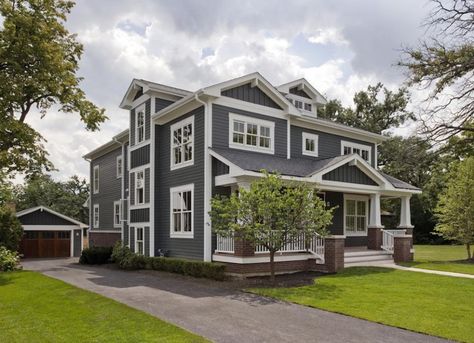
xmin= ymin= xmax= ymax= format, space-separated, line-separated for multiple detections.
xmin=195 ymin=92 xmax=213 ymax=262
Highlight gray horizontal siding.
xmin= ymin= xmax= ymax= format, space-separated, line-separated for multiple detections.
xmin=130 ymin=145 xmax=150 ymax=169
xmin=90 ymin=147 xmax=122 ymax=231
xmin=221 ymin=83 xmax=282 ymax=109
xmin=19 ymin=210 xmax=76 ymax=226
xmin=130 ymin=208 xmax=150 ymax=223
xmin=145 ymin=226 xmax=150 ymax=257
xmin=290 ymin=125 xmax=376 ymax=168
xmin=325 ymin=191 xmax=343 ymax=236
xmin=212 ymin=157 xmax=229 ymax=176
xmin=323 ymin=164 xmax=378 ymax=185
xmin=155 ymin=105 xmax=205 ymax=260
xmin=156 ymin=98 xmax=174 ymax=112
xmin=73 ymin=229 xmax=82 ymax=257
xmin=212 ymin=104 xmax=288 ymax=158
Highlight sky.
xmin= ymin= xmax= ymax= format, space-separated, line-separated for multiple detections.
xmin=22 ymin=0 xmax=432 ymax=182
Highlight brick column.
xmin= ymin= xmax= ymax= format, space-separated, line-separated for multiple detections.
xmin=367 ymin=227 xmax=383 ymax=250
xmin=233 ymin=235 xmax=255 ymax=257
xmin=393 ymin=235 xmax=413 ymax=262
xmin=324 ymin=236 xmax=345 ymax=273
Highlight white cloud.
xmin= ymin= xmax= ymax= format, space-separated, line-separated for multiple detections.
xmin=308 ymin=28 xmax=348 ymax=46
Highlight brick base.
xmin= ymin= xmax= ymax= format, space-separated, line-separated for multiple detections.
xmin=89 ymin=232 xmax=121 ymax=247
xmin=224 ymin=258 xmax=319 ymax=275
xmin=393 ymin=235 xmax=413 ymax=263
xmin=367 ymin=227 xmax=383 ymax=250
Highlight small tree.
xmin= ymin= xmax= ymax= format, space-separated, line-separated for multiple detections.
xmin=210 ymin=172 xmax=335 ymax=282
xmin=435 ymin=157 xmax=474 ymax=260
xmin=0 ymin=205 xmax=23 ymax=251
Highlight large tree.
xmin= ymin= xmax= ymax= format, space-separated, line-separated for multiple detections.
xmin=0 ymin=0 xmax=107 ymax=178
xmin=210 ymin=172 xmax=334 ymax=282
xmin=399 ymin=0 xmax=474 ymax=144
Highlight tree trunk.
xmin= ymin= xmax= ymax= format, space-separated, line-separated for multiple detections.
xmin=270 ymin=250 xmax=275 ymax=284
xmin=467 ymin=243 xmax=472 ymax=261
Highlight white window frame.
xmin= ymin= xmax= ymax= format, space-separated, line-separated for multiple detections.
xmin=343 ymin=194 xmax=368 ymax=237
xmin=93 ymin=204 xmax=99 ymax=229
xmin=113 ymin=200 xmax=121 ymax=228
xmin=286 ymin=94 xmax=315 ymax=115
xmin=136 ymin=104 xmax=146 ymax=144
xmin=170 ymin=116 xmax=194 ymax=170
xmin=93 ymin=165 xmax=99 ymax=194
xmin=302 ymin=132 xmax=319 ymax=157
xmin=170 ymin=184 xmax=194 ymax=239
xmin=341 ymin=140 xmax=372 ymax=164
xmin=135 ymin=227 xmax=144 ymax=255
xmin=135 ymin=169 xmax=145 ymax=205
xmin=116 ymin=156 xmax=123 ymax=178
xmin=228 ymin=113 xmax=275 ymax=154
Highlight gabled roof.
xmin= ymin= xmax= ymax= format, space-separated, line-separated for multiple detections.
xmin=277 ymin=78 xmax=327 ymax=105
xmin=16 ymin=206 xmax=88 ymax=228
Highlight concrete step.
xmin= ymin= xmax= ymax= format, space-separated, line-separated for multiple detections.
xmin=344 ymin=254 xmax=393 ymax=264
xmin=344 ymin=250 xmax=391 ymax=258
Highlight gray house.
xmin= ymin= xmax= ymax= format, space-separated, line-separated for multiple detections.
xmin=83 ymin=72 xmax=420 ymax=274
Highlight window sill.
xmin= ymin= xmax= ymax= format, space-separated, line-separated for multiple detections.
xmin=170 ymin=232 xmax=194 ymax=239
xmin=229 ymin=143 xmax=274 ymax=155
xmin=130 ymin=139 xmax=150 ymax=151
xmin=345 ymin=232 xmax=368 ymax=237
xmin=170 ymin=160 xmax=194 ymax=171
xmin=302 ymin=151 xmax=319 ymax=157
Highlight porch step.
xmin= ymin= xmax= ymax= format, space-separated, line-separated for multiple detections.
xmin=344 ymin=250 xmax=392 ymax=258
xmin=344 ymin=250 xmax=393 ymax=266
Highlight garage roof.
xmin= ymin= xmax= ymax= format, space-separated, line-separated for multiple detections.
xmin=16 ymin=206 xmax=88 ymax=228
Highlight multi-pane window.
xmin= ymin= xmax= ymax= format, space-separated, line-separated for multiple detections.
xmin=116 ymin=156 xmax=122 ymax=178
xmin=135 ymin=227 xmax=144 ymax=255
xmin=93 ymin=165 xmax=99 ymax=194
xmin=136 ymin=106 xmax=145 ymax=144
xmin=304 ymin=103 xmax=312 ymax=112
xmin=171 ymin=117 xmax=194 ymax=169
xmin=93 ymin=204 xmax=99 ymax=228
xmin=135 ymin=170 xmax=145 ymax=204
xmin=170 ymin=184 xmax=193 ymax=238
xmin=341 ymin=141 xmax=372 ymax=164
xmin=230 ymin=113 xmax=274 ymax=153
xmin=302 ymin=132 xmax=319 ymax=157
xmin=345 ymin=198 xmax=367 ymax=236
xmin=113 ymin=200 xmax=121 ymax=227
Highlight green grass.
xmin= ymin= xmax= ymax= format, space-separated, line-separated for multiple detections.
xmin=0 ymin=271 xmax=207 ymax=343
xmin=251 ymin=267 xmax=474 ymax=343
xmin=401 ymin=244 xmax=474 ymax=275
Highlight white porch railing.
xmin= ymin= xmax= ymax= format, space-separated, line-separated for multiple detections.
xmin=216 ymin=235 xmax=235 ymax=253
xmin=381 ymin=229 xmax=407 ymax=253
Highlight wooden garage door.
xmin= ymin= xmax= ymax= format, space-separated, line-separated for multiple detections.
xmin=20 ymin=231 xmax=70 ymax=258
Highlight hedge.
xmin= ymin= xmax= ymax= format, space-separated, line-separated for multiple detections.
xmin=79 ymin=246 xmax=113 ymax=265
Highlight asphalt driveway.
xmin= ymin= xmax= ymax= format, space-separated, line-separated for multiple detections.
xmin=22 ymin=258 xmax=450 ymax=343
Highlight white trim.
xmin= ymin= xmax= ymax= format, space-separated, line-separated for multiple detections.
xmin=170 ymin=116 xmax=195 ymax=170
xmin=129 ymin=163 xmax=150 ymax=173
xmin=88 ymin=229 xmax=122 ymax=234
xmin=213 ymin=96 xmax=287 ymax=120
xmin=135 ymin=168 xmax=145 ymax=205
xmin=135 ymin=103 xmax=146 ymax=145
xmin=212 ymin=253 xmax=316 ymax=264
xmin=93 ymin=204 xmax=99 ymax=229
xmin=129 ymin=139 xmax=150 ymax=152
xmin=341 ymin=140 xmax=372 ymax=165
xmin=129 ymin=203 xmax=150 ymax=210
xmin=302 ymin=132 xmax=319 ymax=157
xmin=228 ymin=113 xmax=275 ymax=154
xmin=374 ymin=144 xmax=379 ymax=169
xmin=120 ymin=143 xmax=126 ymax=242
xmin=116 ymin=155 xmax=123 ymax=178
xmin=22 ymin=225 xmax=80 ymax=231
xmin=170 ymin=184 xmax=194 ymax=239
xmin=368 ymin=193 xmax=384 ymax=228
xmin=343 ymin=194 xmax=369 ymax=237
xmin=276 ymin=78 xmax=327 ymax=105
xmin=113 ymin=200 xmax=121 ymax=228
xmin=398 ymin=195 xmax=414 ymax=229
xmin=93 ymin=165 xmax=99 ymax=194
xmin=149 ymin=117 xmax=156 ymax=256
xmin=287 ymin=119 xmax=291 ymax=159
xmin=135 ymin=226 xmax=145 ymax=255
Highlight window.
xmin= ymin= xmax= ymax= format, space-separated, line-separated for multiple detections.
xmin=135 ymin=227 xmax=144 ymax=255
xmin=229 ymin=113 xmax=274 ymax=153
xmin=93 ymin=204 xmax=99 ymax=228
xmin=170 ymin=116 xmax=194 ymax=170
xmin=136 ymin=105 xmax=145 ymax=144
xmin=304 ymin=103 xmax=312 ymax=112
xmin=58 ymin=231 xmax=70 ymax=239
xmin=344 ymin=196 xmax=368 ymax=236
xmin=341 ymin=141 xmax=372 ymax=164
xmin=170 ymin=184 xmax=194 ymax=238
xmin=302 ymin=132 xmax=319 ymax=157
xmin=286 ymin=95 xmax=313 ymax=114
xmin=93 ymin=165 xmax=99 ymax=194
xmin=116 ymin=156 xmax=122 ymax=178
xmin=294 ymin=100 xmax=303 ymax=109
xmin=113 ymin=200 xmax=121 ymax=227
xmin=135 ymin=170 xmax=145 ymax=204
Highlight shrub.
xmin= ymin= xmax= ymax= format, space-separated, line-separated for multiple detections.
xmin=111 ymin=241 xmax=132 ymax=263
xmin=79 ymin=246 xmax=113 ymax=265
xmin=0 ymin=205 xmax=23 ymax=251
xmin=118 ymin=253 xmax=148 ymax=270
xmin=0 ymin=246 xmax=21 ymax=271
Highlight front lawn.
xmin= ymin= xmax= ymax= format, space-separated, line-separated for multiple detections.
xmin=0 ymin=271 xmax=207 ymax=343
xmin=251 ymin=267 xmax=474 ymax=343
xmin=402 ymin=244 xmax=474 ymax=275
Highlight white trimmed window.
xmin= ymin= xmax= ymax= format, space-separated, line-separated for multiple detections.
xmin=93 ymin=204 xmax=99 ymax=228
xmin=116 ymin=156 xmax=122 ymax=178
xmin=93 ymin=165 xmax=99 ymax=194
xmin=287 ymin=95 xmax=314 ymax=115
xmin=170 ymin=184 xmax=194 ymax=238
xmin=113 ymin=200 xmax=121 ymax=227
xmin=344 ymin=195 xmax=368 ymax=236
xmin=170 ymin=116 xmax=194 ymax=170
xmin=229 ymin=113 xmax=274 ymax=153
xmin=135 ymin=170 xmax=145 ymax=204
xmin=302 ymin=132 xmax=319 ymax=157
xmin=341 ymin=141 xmax=372 ymax=164
xmin=136 ymin=104 xmax=145 ymax=144
xmin=135 ymin=227 xmax=144 ymax=255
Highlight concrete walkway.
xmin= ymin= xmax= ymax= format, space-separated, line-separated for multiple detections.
xmin=22 ymin=258 xmax=450 ymax=343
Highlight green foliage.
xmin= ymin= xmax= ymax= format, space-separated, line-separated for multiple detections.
xmin=0 ymin=204 xmax=23 ymax=251
xmin=111 ymin=241 xmax=132 ymax=263
xmin=79 ymin=246 xmax=113 ymax=265
xmin=0 ymin=0 xmax=107 ymax=178
xmin=0 ymin=246 xmax=20 ymax=271
xmin=14 ymin=174 xmax=89 ymax=224
xmin=319 ymin=83 xmax=414 ymax=134
xmin=435 ymin=157 xmax=474 ymax=260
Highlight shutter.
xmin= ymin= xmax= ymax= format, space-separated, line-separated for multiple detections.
xmin=145 ymin=168 xmax=150 ymax=203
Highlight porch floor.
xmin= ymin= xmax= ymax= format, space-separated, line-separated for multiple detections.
xmin=344 ymin=246 xmax=372 ymax=253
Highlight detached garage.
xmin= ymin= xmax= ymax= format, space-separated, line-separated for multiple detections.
xmin=17 ymin=206 xmax=87 ymax=258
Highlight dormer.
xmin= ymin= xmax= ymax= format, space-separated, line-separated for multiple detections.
xmin=277 ymin=79 xmax=327 ymax=117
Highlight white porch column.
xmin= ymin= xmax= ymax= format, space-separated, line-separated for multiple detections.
xmin=398 ymin=195 xmax=414 ymax=228
xmin=368 ymin=193 xmax=383 ymax=228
